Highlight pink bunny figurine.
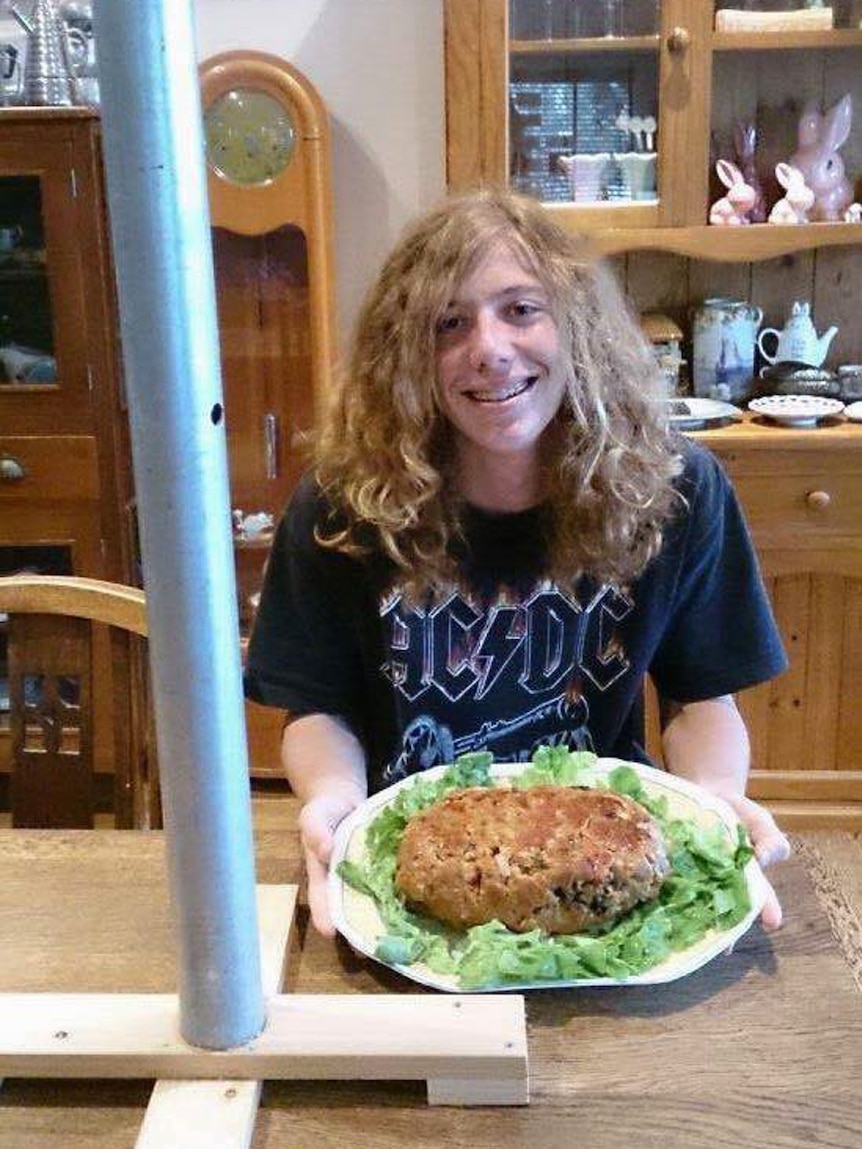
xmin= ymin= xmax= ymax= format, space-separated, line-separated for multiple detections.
xmin=768 ymin=162 xmax=815 ymax=224
xmin=790 ymin=94 xmax=854 ymax=222
xmin=709 ymin=159 xmax=756 ymax=225
xmin=733 ymin=119 xmax=767 ymax=223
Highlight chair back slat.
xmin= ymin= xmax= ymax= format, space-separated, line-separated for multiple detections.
xmin=9 ymin=614 xmax=95 ymax=828
xmin=1 ymin=575 xmax=159 ymax=830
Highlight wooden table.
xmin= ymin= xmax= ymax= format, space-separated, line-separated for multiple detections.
xmin=1 ymin=826 xmax=861 ymax=1148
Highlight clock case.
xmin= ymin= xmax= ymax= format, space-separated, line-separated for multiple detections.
xmin=199 ymin=51 xmax=337 ymax=775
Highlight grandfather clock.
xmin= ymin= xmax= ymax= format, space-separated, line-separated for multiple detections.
xmin=200 ymin=51 xmax=336 ymax=773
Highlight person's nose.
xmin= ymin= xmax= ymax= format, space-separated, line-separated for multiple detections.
xmin=467 ymin=309 xmax=513 ymax=375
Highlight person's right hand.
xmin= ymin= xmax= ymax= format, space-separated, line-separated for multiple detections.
xmin=298 ymin=791 xmax=362 ymax=936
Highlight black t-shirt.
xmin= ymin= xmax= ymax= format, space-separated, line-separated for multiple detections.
xmin=245 ymin=440 xmax=787 ymax=793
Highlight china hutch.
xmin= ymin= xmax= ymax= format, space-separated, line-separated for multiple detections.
xmin=445 ymin=0 xmax=862 ymax=826
xmin=0 ymin=109 xmax=126 ymax=784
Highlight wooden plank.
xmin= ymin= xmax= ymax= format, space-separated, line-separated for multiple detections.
xmin=480 ymin=0 xmax=508 ymax=185
xmin=0 ymin=994 xmax=529 ymax=1099
xmin=136 ymin=885 xmax=297 ymax=1149
xmin=624 ymin=251 xmax=689 ymax=323
xmin=658 ymin=0 xmax=714 ymax=225
xmin=687 ymin=261 xmax=752 ymax=310
xmin=444 ymin=0 xmax=483 ymax=189
xmin=766 ymin=801 xmax=862 ymax=830
xmin=836 ymin=577 xmax=862 ymax=770
xmin=813 ymin=247 xmax=862 ymax=367
xmin=590 ymin=222 xmax=862 ymax=259
xmin=804 ymin=574 xmax=847 ymax=770
xmin=766 ymin=574 xmax=810 ymax=772
xmin=749 ymin=770 xmax=862 ymax=802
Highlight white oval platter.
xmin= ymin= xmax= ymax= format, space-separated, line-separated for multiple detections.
xmin=328 ymin=758 xmax=769 ymax=993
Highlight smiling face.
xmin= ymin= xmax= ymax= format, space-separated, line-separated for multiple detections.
xmin=435 ymin=242 xmax=566 ymax=509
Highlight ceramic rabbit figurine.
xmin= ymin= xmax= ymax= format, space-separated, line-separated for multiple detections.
xmin=768 ymin=162 xmax=815 ymax=224
xmin=733 ymin=119 xmax=767 ymax=223
xmin=709 ymin=159 xmax=756 ymax=225
xmin=790 ymin=94 xmax=854 ymax=222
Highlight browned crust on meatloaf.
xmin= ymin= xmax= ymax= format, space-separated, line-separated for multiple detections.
xmin=394 ymin=785 xmax=670 ymax=934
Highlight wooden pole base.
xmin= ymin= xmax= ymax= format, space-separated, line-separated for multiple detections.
xmin=2 ymin=884 xmax=530 ymax=1145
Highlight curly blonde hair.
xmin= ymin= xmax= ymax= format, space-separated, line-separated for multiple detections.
xmin=313 ymin=188 xmax=683 ymax=599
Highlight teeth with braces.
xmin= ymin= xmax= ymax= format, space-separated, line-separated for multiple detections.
xmin=469 ymin=377 xmax=535 ymax=403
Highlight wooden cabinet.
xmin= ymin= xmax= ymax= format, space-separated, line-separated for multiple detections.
xmin=445 ymin=0 xmax=862 ymax=258
xmin=698 ymin=418 xmax=862 ymax=828
xmin=641 ymin=420 xmax=862 ymax=829
xmin=0 ymin=109 xmax=127 ymax=778
xmin=446 ymin=5 xmax=862 ymax=824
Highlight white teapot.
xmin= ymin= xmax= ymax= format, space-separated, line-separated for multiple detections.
xmin=757 ymin=301 xmax=838 ymax=367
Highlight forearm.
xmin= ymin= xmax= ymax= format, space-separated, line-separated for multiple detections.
xmin=281 ymin=712 xmax=368 ymax=806
xmin=659 ymin=694 xmax=750 ymax=800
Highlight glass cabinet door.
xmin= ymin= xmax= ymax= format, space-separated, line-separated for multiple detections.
xmin=509 ymin=0 xmax=662 ymax=217
xmin=0 ymin=135 xmax=93 ymax=434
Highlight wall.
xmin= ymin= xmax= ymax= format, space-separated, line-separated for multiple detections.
xmin=195 ymin=0 xmax=446 ymax=350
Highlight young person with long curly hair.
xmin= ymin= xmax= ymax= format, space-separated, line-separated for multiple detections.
xmin=245 ymin=189 xmax=790 ymax=936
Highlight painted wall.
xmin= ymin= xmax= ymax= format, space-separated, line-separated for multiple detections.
xmin=0 ymin=0 xmax=447 ymax=349
xmin=198 ymin=0 xmax=447 ymax=349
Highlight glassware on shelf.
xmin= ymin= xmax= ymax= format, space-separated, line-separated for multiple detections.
xmin=601 ymin=0 xmax=625 ymax=37
xmin=510 ymin=0 xmax=555 ymax=41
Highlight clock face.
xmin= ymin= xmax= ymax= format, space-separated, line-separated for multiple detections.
xmin=204 ymin=88 xmax=297 ymax=186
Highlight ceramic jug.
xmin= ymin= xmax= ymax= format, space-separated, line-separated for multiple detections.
xmin=757 ymin=301 xmax=838 ymax=368
xmin=692 ymin=298 xmax=763 ymax=401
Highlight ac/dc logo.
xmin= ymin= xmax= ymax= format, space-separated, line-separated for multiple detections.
xmin=380 ymin=582 xmax=632 ymax=704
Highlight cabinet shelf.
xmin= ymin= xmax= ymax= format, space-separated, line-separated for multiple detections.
xmin=712 ymin=28 xmax=862 ymax=52
xmin=510 ymin=35 xmax=659 ymax=55
xmin=582 ymin=221 xmax=862 ymax=261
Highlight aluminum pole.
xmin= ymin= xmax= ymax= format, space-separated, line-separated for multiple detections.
xmin=93 ymin=0 xmax=264 ymax=1048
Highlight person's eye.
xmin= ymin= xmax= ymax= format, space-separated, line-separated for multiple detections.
xmin=436 ymin=313 xmax=466 ymax=335
xmin=507 ymin=300 xmax=544 ymax=320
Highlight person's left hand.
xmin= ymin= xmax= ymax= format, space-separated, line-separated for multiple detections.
xmin=724 ymin=793 xmax=791 ymax=931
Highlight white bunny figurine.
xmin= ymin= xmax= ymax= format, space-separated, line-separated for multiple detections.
xmin=768 ymin=162 xmax=815 ymax=224
xmin=709 ymin=159 xmax=756 ymax=225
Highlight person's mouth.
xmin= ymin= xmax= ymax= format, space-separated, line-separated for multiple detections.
xmin=464 ymin=375 xmax=538 ymax=404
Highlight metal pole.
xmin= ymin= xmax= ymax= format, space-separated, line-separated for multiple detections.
xmin=93 ymin=0 xmax=264 ymax=1048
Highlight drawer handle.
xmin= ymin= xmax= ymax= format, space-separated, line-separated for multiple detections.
xmin=0 ymin=455 xmax=26 ymax=482
xmin=806 ymin=490 xmax=831 ymax=511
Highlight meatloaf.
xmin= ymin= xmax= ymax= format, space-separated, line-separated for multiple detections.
xmin=394 ymin=785 xmax=670 ymax=934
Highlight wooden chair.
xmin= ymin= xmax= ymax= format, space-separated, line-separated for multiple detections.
xmin=0 ymin=575 xmax=161 ymax=829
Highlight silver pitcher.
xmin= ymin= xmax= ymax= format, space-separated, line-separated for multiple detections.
xmin=9 ymin=0 xmax=81 ymax=107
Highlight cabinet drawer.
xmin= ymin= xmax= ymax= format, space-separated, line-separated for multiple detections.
xmin=0 ymin=436 xmax=99 ymax=503
xmin=731 ymin=470 xmax=861 ymax=547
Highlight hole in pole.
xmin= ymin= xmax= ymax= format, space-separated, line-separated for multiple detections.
xmin=211 ymin=403 xmax=223 ymax=425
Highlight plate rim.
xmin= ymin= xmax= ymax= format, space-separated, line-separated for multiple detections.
xmin=328 ymin=757 xmax=769 ymax=993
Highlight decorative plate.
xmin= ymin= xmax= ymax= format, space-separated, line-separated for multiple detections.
xmin=666 ymin=397 xmax=742 ymax=430
xmin=748 ymin=394 xmax=845 ymax=427
xmin=328 ymin=758 xmax=769 ymax=993
xmin=843 ymin=400 xmax=862 ymax=423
